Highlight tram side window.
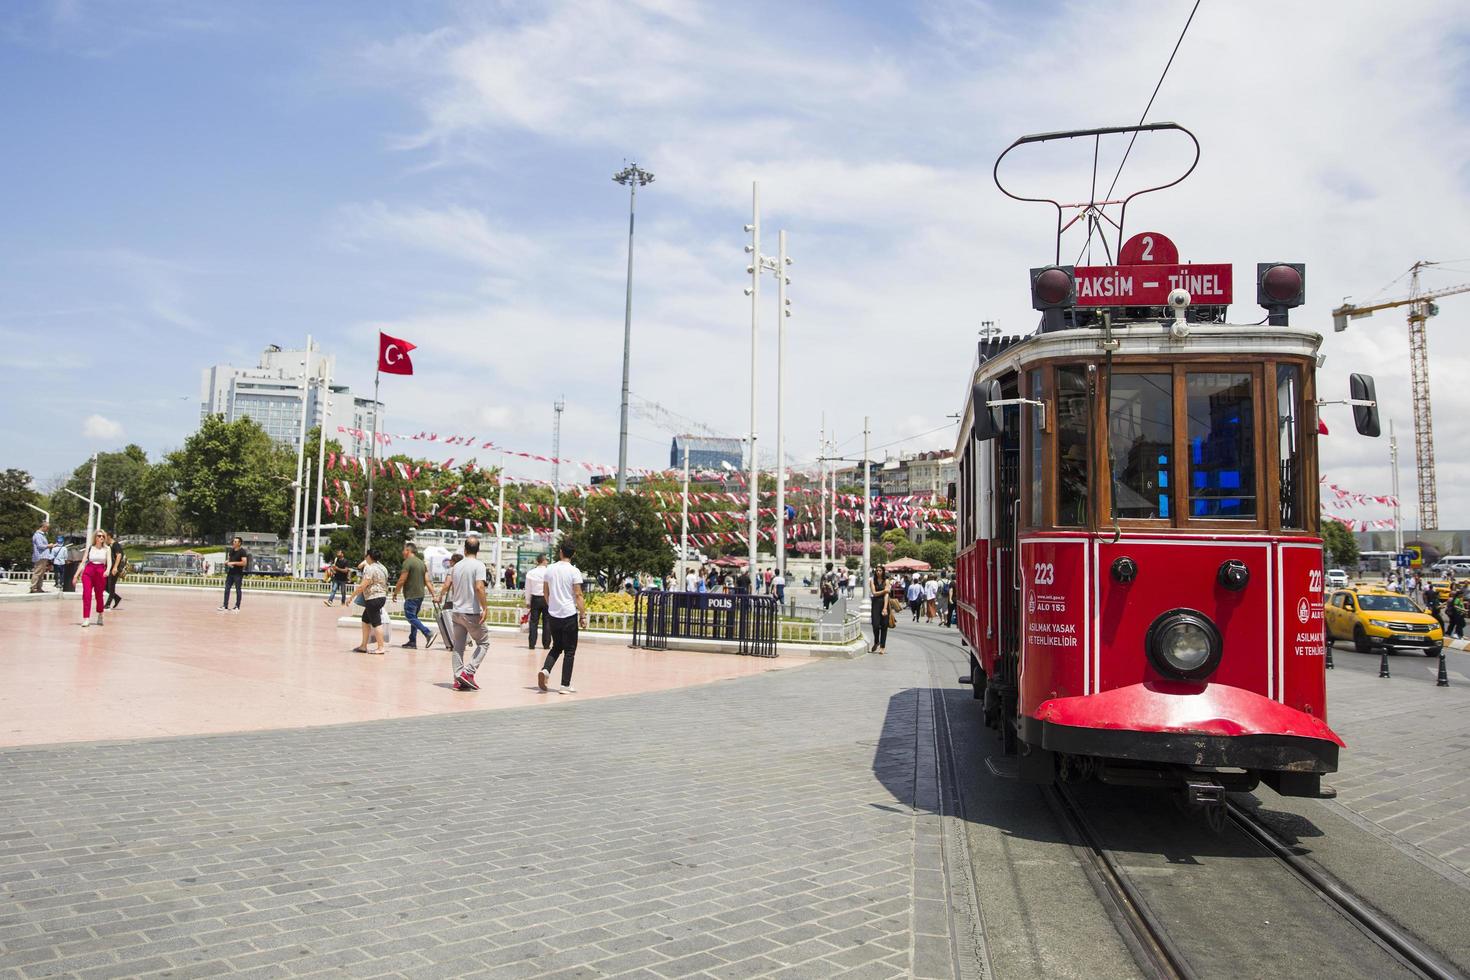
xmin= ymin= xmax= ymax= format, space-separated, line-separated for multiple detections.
xmin=1029 ymin=369 xmax=1043 ymax=527
xmin=1056 ymin=367 xmax=1089 ymax=526
xmin=1187 ymin=372 xmax=1256 ymax=519
xmin=1109 ymin=373 xmax=1172 ymax=520
xmin=1277 ymin=364 xmax=1303 ymax=528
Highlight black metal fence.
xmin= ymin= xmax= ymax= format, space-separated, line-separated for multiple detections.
xmin=632 ymin=590 xmax=779 ymax=658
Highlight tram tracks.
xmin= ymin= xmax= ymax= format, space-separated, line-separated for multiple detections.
xmin=910 ymin=626 xmax=1464 ymax=979
xmin=1048 ymin=780 xmax=1464 ymax=980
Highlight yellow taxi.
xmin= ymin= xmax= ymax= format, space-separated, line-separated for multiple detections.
xmin=1324 ymin=587 xmax=1443 ymax=656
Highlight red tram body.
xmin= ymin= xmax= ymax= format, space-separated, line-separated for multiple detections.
xmin=956 ymin=125 xmax=1380 ymax=803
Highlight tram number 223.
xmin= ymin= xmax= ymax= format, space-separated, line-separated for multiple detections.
xmin=1308 ymin=569 xmax=1322 ymax=594
xmin=1033 ymin=563 xmax=1055 ymax=586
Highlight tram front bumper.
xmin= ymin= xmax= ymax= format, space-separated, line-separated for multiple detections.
xmin=1029 ymin=681 xmax=1343 ymax=774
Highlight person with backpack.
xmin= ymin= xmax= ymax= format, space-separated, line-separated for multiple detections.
xmin=820 ymin=562 xmax=838 ymax=610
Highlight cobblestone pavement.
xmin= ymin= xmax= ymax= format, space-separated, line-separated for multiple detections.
xmin=0 ymin=633 xmax=977 ymax=979
xmin=1320 ymin=646 xmax=1470 ymax=879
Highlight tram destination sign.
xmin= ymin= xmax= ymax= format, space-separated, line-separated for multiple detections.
xmin=1073 ymin=262 xmax=1233 ymax=307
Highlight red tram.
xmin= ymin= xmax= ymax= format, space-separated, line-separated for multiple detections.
xmin=956 ymin=125 xmax=1381 ymax=804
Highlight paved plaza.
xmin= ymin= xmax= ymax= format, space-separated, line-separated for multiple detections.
xmin=0 ymin=603 xmax=967 ymax=979
xmin=0 ymin=591 xmax=806 ymax=747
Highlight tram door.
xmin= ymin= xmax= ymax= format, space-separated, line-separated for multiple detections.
xmin=991 ymin=375 xmax=1022 ymax=692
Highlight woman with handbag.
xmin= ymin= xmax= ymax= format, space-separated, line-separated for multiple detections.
xmin=868 ymin=566 xmax=891 ymax=654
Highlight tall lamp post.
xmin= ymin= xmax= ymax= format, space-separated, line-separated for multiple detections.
xmin=613 ymin=163 xmax=654 ymax=493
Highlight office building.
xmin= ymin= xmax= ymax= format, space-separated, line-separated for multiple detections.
xmin=200 ymin=344 xmax=380 ymax=456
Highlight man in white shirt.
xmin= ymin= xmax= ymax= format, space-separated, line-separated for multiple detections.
xmin=524 ymin=554 xmax=551 ymax=651
xmin=923 ymin=576 xmax=939 ymax=622
xmin=537 ymin=541 xmax=587 ymax=694
xmin=906 ymin=577 xmax=924 ymax=622
xmin=772 ymin=568 xmax=786 ymax=604
xmin=448 ymin=535 xmax=490 ymax=691
xmin=684 ymin=567 xmax=699 ymax=592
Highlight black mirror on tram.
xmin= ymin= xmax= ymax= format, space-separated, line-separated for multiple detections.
xmin=971 ymin=379 xmax=1002 ymax=442
xmin=1349 ymin=373 xmax=1381 ymax=437
xmin=1030 ymin=265 xmax=1076 ymax=332
xmin=1256 ymin=262 xmax=1306 ymax=326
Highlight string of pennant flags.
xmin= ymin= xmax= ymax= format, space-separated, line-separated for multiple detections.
xmin=1319 ymin=477 xmax=1398 ymax=532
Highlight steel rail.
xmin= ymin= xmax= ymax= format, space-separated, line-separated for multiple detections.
xmin=1225 ymin=801 xmax=1465 ymax=980
xmin=1047 ymin=784 xmax=1196 ymax=980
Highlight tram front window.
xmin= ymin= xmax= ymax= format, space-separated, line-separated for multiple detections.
xmin=1187 ymin=372 xmax=1256 ymax=519
xmin=1109 ymin=373 xmax=1173 ymax=520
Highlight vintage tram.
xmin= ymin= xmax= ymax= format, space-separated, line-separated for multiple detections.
xmin=955 ymin=125 xmax=1381 ymax=804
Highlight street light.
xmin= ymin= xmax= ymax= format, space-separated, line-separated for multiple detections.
xmin=613 ymin=162 xmax=654 ymax=493
xmin=62 ymin=488 xmax=102 ymax=537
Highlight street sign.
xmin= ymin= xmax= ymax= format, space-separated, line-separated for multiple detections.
xmin=1396 ymin=552 xmax=1414 ymax=568
xmin=1073 ymin=262 xmax=1233 ymax=307
xmin=1118 ymin=231 xmax=1179 ymax=266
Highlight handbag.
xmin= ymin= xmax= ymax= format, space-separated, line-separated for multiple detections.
xmin=354 ymin=593 xmax=365 ymax=607
xmin=886 ymin=599 xmax=897 ymax=628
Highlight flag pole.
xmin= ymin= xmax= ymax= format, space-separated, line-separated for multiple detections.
xmin=364 ymin=368 xmax=380 ymax=552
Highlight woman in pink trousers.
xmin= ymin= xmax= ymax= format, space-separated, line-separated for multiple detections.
xmin=74 ymin=530 xmax=110 ymax=627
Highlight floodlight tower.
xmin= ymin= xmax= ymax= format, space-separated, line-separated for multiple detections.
xmin=613 ymin=162 xmax=654 ymax=493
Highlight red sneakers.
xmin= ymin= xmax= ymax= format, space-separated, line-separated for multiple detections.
xmin=457 ymin=670 xmax=479 ymax=691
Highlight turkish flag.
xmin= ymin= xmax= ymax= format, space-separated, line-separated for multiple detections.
xmin=378 ymin=332 xmax=416 ymax=375
xmin=1318 ymin=418 xmax=1329 ymax=435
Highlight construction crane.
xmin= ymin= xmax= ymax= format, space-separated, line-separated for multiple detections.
xmin=1332 ymin=262 xmax=1470 ymax=529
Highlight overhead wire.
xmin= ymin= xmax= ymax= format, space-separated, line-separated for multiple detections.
xmin=1074 ymin=0 xmax=1202 ymax=264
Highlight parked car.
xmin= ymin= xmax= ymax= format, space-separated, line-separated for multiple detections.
xmin=1325 ymin=568 xmax=1349 ymax=589
xmin=248 ymin=556 xmax=291 ymax=578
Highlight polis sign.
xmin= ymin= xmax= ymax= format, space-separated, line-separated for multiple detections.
xmin=1073 ymin=232 xmax=1233 ymax=308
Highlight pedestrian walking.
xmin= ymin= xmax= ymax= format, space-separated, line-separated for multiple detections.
xmin=907 ymin=577 xmax=924 ymax=622
xmin=323 ymin=549 xmax=352 ymax=605
xmin=351 ymin=548 xmax=390 ymax=655
xmin=773 ymin=567 xmax=786 ymax=604
xmin=820 ymin=562 xmax=838 ymax=610
xmin=536 ymin=541 xmax=587 ymax=695
xmin=525 ymin=553 xmax=551 ymax=650
xmin=868 ymin=566 xmax=891 ymax=654
xmin=393 ymin=543 xmax=434 ymax=649
xmin=103 ymin=531 xmax=126 ymax=610
xmin=29 ymin=521 xmax=51 ymax=593
xmin=1448 ymin=590 xmax=1467 ymax=640
xmin=220 ymin=537 xmax=248 ymax=611
xmin=447 ymin=537 xmax=490 ymax=690
xmin=937 ymin=575 xmax=952 ymax=626
xmin=923 ymin=576 xmax=938 ymax=622
xmin=50 ymin=537 xmax=68 ymax=590
xmin=74 ymin=530 xmax=110 ymax=627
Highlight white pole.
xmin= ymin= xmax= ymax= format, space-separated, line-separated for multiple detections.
xmin=289 ymin=337 xmax=311 ymax=577
xmin=862 ymin=417 xmax=871 ymax=601
xmin=364 ymin=372 xmax=380 ymax=551
xmin=552 ymin=397 xmax=565 ymax=540
xmin=830 ymin=446 xmax=837 ymax=566
xmin=312 ymin=376 xmax=330 ymax=578
xmin=495 ymin=453 xmax=506 ymax=574
xmin=680 ymin=444 xmax=690 ymax=588
xmin=775 ymin=229 xmax=788 ymax=578
xmin=819 ymin=416 xmax=826 ymax=572
xmin=747 ymin=181 xmax=761 ymax=574
xmin=1390 ymin=418 xmax=1403 ymax=556
xmin=83 ymin=457 xmax=98 ymax=547
xmin=617 ymin=179 xmax=637 ymax=494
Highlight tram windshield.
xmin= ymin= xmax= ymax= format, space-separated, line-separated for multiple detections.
xmin=1186 ymin=372 xmax=1255 ymax=519
xmin=1109 ymin=373 xmax=1173 ymax=520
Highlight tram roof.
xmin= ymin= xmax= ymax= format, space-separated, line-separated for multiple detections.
xmin=955 ymin=323 xmax=1322 ymax=454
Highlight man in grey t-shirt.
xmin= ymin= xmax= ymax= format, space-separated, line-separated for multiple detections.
xmin=448 ymin=536 xmax=490 ymax=691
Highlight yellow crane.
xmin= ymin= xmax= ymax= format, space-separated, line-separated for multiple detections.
xmin=1332 ymin=262 xmax=1470 ymax=529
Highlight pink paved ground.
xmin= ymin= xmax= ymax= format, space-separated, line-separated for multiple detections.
xmin=0 ymin=589 xmax=809 ymax=748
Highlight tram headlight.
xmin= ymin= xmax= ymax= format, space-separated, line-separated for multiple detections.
xmin=1145 ymin=609 xmax=1222 ymax=680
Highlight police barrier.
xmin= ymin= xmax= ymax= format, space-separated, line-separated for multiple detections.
xmin=632 ymin=590 xmax=778 ymax=658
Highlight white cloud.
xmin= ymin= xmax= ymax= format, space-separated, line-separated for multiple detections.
xmin=345 ymin=0 xmax=1470 ymax=523
xmin=334 ymin=202 xmax=538 ymax=274
xmin=82 ymin=414 xmax=123 ymax=441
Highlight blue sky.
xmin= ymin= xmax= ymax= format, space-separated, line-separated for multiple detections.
xmin=3 ymin=0 xmax=1470 ymax=526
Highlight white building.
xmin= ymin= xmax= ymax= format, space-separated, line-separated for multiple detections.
xmin=199 ymin=343 xmax=380 ymax=456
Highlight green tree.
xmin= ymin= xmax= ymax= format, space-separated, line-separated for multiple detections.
xmin=168 ymin=416 xmax=295 ymax=540
xmin=49 ymin=445 xmax=166 ymax=536
xmin=560 ymin=492 xmax=671 ymax=588
xmin=1320 ymin=520 xmax=1359 ymax=569
xmin=0 ymin=469 xmax=42 ymax=568
xmin=881 ymin=528 xmax=921 ymax=560
xmin=920 ymin=538 xmax=955 ymax=571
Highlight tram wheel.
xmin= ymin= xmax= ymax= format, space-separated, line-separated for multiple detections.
xmin=1353 ymin=626 xmax=1371 ymax=654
